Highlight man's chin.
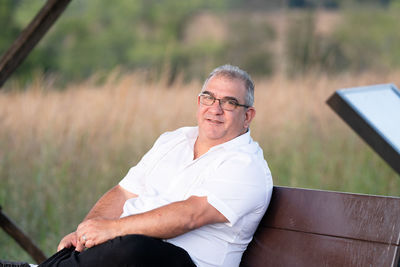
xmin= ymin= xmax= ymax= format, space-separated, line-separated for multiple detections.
xmin=203 ymin=131 xmax=229 ymax=144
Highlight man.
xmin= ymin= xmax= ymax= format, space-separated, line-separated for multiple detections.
xmin=1 ymin=65 xmax=273 ymax=267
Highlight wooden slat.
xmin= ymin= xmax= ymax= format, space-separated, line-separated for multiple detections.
xmin=0 ymin=207 xmax=47 ymax=263
xmin=0 ymin=0 xmax=72 ymax=87
xmin=262 ymin=186 xmax=400 ymax=245
xmin=240 ymin=228 xmax=400 ymax=267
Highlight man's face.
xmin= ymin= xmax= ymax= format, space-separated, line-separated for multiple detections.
xmin=197 ymin=75 xmax=255 ymax=146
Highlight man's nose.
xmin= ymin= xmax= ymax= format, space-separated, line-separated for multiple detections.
xmin=209 ymin=99 xmax=224 ymax=113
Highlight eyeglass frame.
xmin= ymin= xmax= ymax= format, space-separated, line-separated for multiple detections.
xmin=198 ymin=91 xmax=250 ymax=111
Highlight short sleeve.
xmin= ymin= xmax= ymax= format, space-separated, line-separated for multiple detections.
xmin=192 ymin=154 xmax=272 ymax=226
xmin=119 ymin=164 xmax=146 ymax=195
xmin=119 ymin=131 xmax=175 ymax=194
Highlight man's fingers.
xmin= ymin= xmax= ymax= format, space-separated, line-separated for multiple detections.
xmin=57 ymin=240 xmax=66 ymax=252
xmin=75 ymin=241 xmax=85 ymax=252
xmin=57 ymin=239 xmax=74 ymax=252
xmin=57 ymin=243 xmax=65 ymax=252
xmin=85 ymin=239 xmax=95 ymax=248
xmin=57 ymin=232 xmax=77 ymax=252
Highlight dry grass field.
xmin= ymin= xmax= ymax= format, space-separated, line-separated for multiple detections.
xmin=1 ymin=70 xmax=400 ymax=261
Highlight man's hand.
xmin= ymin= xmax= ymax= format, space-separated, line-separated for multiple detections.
xmin=57 ymin=232 xmax=82 ymax=252
xmin=56 ymin=219 xmax=119 ymax=252
xmin=75 ymin=218 xmax=119 ymax=250
xmin=56 ymin=185 xmax=135 ymax=252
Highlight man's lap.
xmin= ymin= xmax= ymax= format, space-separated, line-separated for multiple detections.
xmin=39 ymin=234 xmax=196 ymax=267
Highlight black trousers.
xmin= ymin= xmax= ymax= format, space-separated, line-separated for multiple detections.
xmin=39 ymin=234 xmax=196 ymax=267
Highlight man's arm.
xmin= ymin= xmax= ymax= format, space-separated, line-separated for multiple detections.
xmin=84 ymin=185 xmax=137 ymax=220
xmin=75 ymin=195 xmax=228 ymax=249
xmin=57 ymin=185 xmax=137 ymax=251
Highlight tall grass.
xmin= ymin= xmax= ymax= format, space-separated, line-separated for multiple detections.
xmin=1 ymin=71 xmax=399 ymax=261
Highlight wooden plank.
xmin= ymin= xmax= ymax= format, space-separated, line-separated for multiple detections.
xmin=0 ymin=0 xmax=72 ymax=87
xmin=0 ymin=207 xmax=47 ymax=263
xmin=327 ymin=90 xmax=400 ymax=175
xmin=240 ymin=227 xmax=400 ymax=267
xmin=262 ymin=186 xmax=400 ymax=245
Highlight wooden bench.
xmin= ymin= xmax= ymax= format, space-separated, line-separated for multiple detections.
xmin=240 ymin=186 xmax=400 ymax=267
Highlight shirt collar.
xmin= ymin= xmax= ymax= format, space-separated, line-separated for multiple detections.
xmin=209 ymin=129 xmax=252 ymax=152
xmin=182 ymin=126 xmax=199 ymax=150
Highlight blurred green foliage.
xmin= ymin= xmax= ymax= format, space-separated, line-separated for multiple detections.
xmin=1 ymin=0 xmax=400 ymax=84
xmin=222 ymin=13 xmax=275 ymax=76
xmin=1 ymin=0 xmax=231 ymax=85
xmin=333 ymin=5 xmax=400 ymax=72
xmin=286 ymin=11 xmax=348 ymax=75
xmin=0 ymin=2 xmax=20 ymax=53
xmin=285 ymin=2 xmax=400 ymax=76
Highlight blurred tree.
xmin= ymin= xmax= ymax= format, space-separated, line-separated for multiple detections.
xmin=3 ymin=0 xmax=400 ymax=85
xmin=285 ymin=11 xmax=348 ymax=76
xmin=0 ymin=1 xmax=21 ymax=54
xmin=288 ymin=0 xmax=340 ymax=8
xmin=0 ymin=0 xmax=50 ymax=84
xmin=5 ymin=0 xmax=228 ymax=85
xmin=222 ymin=13 xmax=275 ymax=76
xmin=333 ymin=6 xmax=400 ymax=72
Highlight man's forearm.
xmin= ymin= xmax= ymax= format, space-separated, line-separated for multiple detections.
xmin=116 ymin=199 xmax=196 ymax=239
xmin=115 ymin=195 xmax=227 ymax=239
xmin=75 ymin=195 xmax=227 ymax=249
xmin=84 ymin=185 xmax=137 ymax=221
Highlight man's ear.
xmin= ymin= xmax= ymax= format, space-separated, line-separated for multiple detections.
xmin=244 ymin=107 xmax=256 ymax=129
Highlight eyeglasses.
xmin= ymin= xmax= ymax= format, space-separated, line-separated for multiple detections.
xmin=198 ymin=92 xmax=250 ymax=111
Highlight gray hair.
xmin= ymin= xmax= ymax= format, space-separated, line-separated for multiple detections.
xmin=201 ymin=64 xmax=255 ymax=107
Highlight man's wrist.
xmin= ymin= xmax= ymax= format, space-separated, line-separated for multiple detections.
xmin=111 ymin=218 xmax=124 ymax=237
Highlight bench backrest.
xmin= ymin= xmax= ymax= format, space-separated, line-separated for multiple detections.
xmin=240 ymin=186 xmax=400 ymax=267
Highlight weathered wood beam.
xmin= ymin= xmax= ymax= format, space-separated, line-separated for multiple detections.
xmin=0 ymin=0 xmax=72 ymax=88
xmin=0 ymin=206 xmax=47 ymax=263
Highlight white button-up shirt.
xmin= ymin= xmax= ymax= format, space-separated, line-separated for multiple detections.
xmin=119 ymin=126 xmax=273 ymax=267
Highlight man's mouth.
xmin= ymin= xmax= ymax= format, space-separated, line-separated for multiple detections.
xmin=205 ymin=118 xmax=223 ymax=124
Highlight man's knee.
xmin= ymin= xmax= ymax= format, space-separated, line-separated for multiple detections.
xmin=73 ymin=235 xmax=154 ymax=266
xmin=110 ymin=235 xmax=165 ymax=262
xmin=110 ymin=234 xmax=159 ymax=258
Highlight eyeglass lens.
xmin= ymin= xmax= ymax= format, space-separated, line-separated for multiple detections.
xmin=199 ymin=94 xmax=239 ymax=111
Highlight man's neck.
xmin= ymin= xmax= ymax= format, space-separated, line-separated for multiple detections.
xmin=193 ymin=136 xmax=229 ymax=160
xmin=193 ymin=129 xmax=249 ymax=160
xmin=193 ymin=138 xmax=209 ymax=160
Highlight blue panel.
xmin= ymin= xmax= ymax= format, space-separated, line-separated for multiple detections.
xmin=337 ymin=84 xmax=400 ymax=154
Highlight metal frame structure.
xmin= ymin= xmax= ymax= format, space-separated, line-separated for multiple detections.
xmin=327 ymin=84 xmax=400 ymax=176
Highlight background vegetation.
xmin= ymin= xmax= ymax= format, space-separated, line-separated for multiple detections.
xmin=1 ymin=0 xmax=400 ymax=262
xmin=2 ymin=0 xmax=400 ymax=84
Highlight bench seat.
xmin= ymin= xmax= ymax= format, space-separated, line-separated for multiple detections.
xmin=240 ymin=186 xmax=400 ymax=267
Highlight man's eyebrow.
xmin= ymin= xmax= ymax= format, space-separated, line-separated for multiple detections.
xmin=202 ymin=90 xmax=214 ymax=96
xmin=202 ymin=90 xmax=238 ymax=101
xmin=222 ymin=96 xmax=239 ymax=102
